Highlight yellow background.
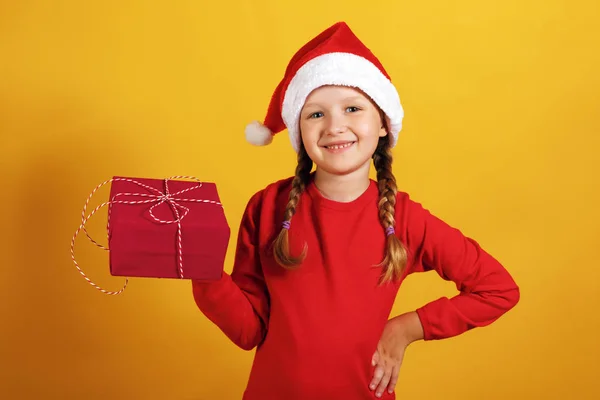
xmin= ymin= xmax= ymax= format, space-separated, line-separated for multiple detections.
xmin=1 ymin=0 xmax=598 ymax=399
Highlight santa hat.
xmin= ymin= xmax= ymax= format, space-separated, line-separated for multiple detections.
xmin=245 ymin=21 xmax=404 ymax=153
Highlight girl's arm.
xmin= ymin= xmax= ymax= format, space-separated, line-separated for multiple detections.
xmin=191 ymin=190 xmax=270 ymax=351
xmin=401 ymin=195 xmax=520 ymax=341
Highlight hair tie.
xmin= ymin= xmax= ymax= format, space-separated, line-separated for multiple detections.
xmin=385 ymin=226 xmax=395 ymax=236
xmin=282 ymin=220 xmax=291 ymax=230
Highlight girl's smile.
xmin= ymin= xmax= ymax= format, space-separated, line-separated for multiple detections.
xmin=321 ymin=140 xmax=356 ymax=152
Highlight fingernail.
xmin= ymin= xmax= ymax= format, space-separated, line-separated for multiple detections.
xmin=376 ymin=393 xmax=382 ymax=398
xmin=370 ymin=384 xmax=375 ymax=390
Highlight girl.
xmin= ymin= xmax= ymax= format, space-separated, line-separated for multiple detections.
xmin=192 ymin=21 xmax=520 ymax=399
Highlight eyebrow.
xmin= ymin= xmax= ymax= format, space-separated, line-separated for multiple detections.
xmin=303 ymin=96 xmax=367 ymax=109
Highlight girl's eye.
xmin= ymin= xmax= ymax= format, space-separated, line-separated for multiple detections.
xmin=309 ymin=112 xmax=324 ymax=119
xmin=346 ymin=106 xmax=360 ymax=112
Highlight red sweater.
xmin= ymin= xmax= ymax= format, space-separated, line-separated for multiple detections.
xmin=192 ymin=175 xmax=520 ymax=399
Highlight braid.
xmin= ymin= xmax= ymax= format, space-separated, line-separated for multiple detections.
xmin=273 ymin=142 xmax=313 ymax=268
xmin=372 ymin=135 xmax=408 ymax=284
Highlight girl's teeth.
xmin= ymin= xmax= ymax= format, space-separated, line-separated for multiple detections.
xmin=327 ymin=142 xmax=353 ymax=149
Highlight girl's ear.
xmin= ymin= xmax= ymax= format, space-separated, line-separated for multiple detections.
xmin=378 ymin=108 xmax=389 ymax=137
xmin=379 ymin=125 xmax=388 ymax=138
xmin=379 ymin=117 xmax=390 ymax=138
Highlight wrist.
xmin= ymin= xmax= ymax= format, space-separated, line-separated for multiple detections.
xmin=392 ymin=311 xmax=425 ymax=345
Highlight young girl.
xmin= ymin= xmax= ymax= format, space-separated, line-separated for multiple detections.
xmin=192 ymin=21 xmax=520 ymax=399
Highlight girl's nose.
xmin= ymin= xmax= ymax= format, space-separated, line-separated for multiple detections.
xmin=324 ymin=113 xmax=348 ymax=135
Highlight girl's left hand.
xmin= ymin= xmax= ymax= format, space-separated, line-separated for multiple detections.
xmin=369 ymin=312 xmax=424 ymax=397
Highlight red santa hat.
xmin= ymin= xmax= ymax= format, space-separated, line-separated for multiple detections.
xmin=245 ymin=21 xmax=404 ymax=153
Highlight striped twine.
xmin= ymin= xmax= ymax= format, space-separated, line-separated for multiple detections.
xmin=70 ymin=176 xmax=222 ymax=295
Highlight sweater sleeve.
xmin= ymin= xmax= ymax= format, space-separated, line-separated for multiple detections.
xmin=191 ymin=190 xmax=270 ymax=351
xmin=404 ymin=197 xmax=520 ymax=341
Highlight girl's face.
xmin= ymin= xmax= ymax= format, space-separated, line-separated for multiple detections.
xmin=299 ymin=85 xmax=387 ymax=177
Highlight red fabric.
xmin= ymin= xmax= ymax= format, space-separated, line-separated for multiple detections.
xmin=192 ymin=175 xmax=520 ymax=399
xmin=108 ymin=177 xmax=229 ymax=280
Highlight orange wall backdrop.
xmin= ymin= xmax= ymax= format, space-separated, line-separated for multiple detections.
xmin=1 ymin=1 xmax=599 ymax=399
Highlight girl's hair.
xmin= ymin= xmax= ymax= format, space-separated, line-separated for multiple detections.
xmin=372 ymin=134 xmax=408 ymax=283
xmin=272 ymin=143 xmax=313 ymax=268
xmin=272 ymin=130 xmax=408 ymax=284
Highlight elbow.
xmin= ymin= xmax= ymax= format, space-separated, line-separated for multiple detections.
xmin=492 ymin=283 xmax=520 ymax=315
xmin=473 ymin=282 xmax=520 ymax=322
xmin=500 ymin=267 xmax=521 ymax=311
xmin=234 ymin=329 xmax=266 ymax=351
xmin=506 ymin=284 xmax=520 ymax=311
xmin=237 ymin=340 xmax=259 ymax=351
xmin=209 ymin=326 xmax=266 ymax=352
xmin=489 ymin=265 xmax=521 ymax=313
xmin=238 ymin=343 xmax=257 ymax=351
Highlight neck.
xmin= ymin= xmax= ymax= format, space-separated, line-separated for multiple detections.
xmin=313 ymin=163 xmax=371 ymax=203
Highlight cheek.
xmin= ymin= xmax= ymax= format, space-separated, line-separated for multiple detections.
xmin=356 ymin=122 xmax=382 ymax=143
xmin=299 ymin=122 xmax=311 ymax=140
xmin=299 ymin=126 xmax=320 ymax=158
xmin=300 ymin=124 xmax=321 ymax=147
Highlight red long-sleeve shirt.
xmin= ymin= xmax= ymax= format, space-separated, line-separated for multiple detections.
xmin=192 ymin=175 xmax=520 ymax=399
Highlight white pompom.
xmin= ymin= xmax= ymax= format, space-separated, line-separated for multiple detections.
xmin=245 ymin=121 xmax=274 ymax=146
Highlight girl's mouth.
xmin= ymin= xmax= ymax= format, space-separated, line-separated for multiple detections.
xmin=323 ymin=141 xmax=356 ymax=151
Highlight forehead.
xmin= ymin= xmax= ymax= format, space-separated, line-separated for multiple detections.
xmin=304 ymin=85 xmax=371 ymax=104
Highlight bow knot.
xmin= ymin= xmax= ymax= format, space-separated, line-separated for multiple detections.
xmin=149 ymin=192 xmax=188 ymax=224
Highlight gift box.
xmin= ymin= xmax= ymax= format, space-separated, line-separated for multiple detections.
xmin=71 ymin=175 xmax=230 ymax=294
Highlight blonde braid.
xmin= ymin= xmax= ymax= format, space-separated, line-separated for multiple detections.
xmin=372 ymin=135 xmax=408 ymax=283
xmin=273 ymin=143 xmax=313 ymax=268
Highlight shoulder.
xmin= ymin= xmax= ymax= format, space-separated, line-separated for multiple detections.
xmin=394 ymin=189 xmax=424 ymax=213
xmin=243 ymin=176 xmax=295 ymax=215
xmin=237 ymin=176 xmax=294 ymax=240
xmin=393 ymin=188 xmax=464 ymax=246
xmin=247 ymin=176 xmax=294 ymax=204
xmin=393 ymin=189 xmax=435 ymax=230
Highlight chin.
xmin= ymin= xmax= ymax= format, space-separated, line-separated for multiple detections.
xmin=317 ymin=161 xmax=368 ymax=177
xmin=305 ymin=147 xmax=374 ymax=177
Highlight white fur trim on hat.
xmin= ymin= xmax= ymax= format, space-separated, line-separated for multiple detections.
xmin=281 ymin=52 xmax=404 ymax=153
xmin=245 ymin=120 xmax=274 ymax=146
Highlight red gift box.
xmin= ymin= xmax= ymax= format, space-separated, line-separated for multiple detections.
xmin=71 ymin=176 xmax=230 ymax=295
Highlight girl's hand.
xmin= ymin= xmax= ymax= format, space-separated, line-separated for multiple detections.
xmin=369 ymin=312 xmax=424 ymax=397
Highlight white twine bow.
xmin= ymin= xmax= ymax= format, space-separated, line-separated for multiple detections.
xmin=70 ymin=176 xmax=222 ymax=295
